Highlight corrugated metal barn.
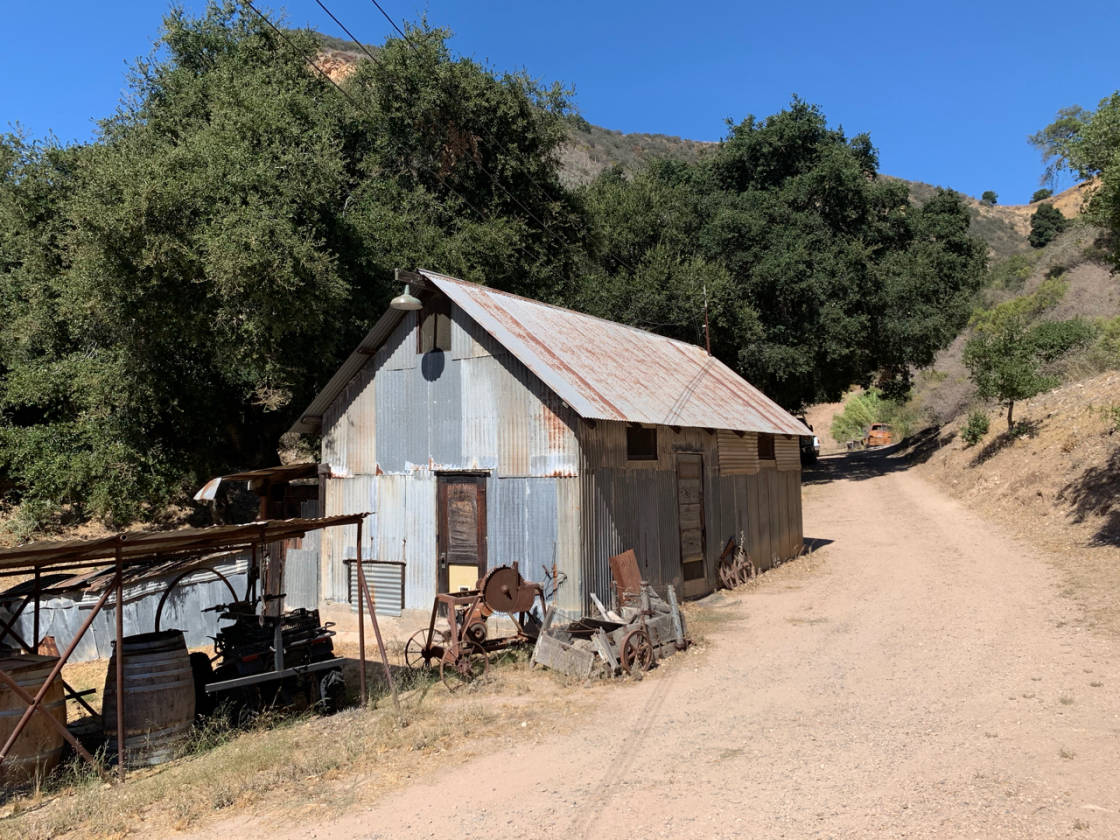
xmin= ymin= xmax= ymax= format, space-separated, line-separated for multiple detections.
xmin=288 ymin=270 xmax=810 ymax=616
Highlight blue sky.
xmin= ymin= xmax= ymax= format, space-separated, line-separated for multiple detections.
xmin=2 ymin=1 xmax=1116 ymax=203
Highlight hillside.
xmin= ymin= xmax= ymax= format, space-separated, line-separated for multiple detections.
xmin=912 ymin=370 xmax=1120 ymax=632
xmin=911 ymin=220 xmax=1117 ymax=425
xmin=309 ymin=38 xmax=1049 ymax=256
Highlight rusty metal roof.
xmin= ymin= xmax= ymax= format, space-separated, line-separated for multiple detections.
xmin=422 ymin=270 xmax=809 ymax=435
xmin=287 ymin=270 xmax=809 ymax=437
xmin=0 ymin=515 xmax=367 ymax=574
xmin=194 ymin=463 xmax=321 ymax=502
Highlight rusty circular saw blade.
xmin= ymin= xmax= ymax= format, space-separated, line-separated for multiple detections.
xmin=481 ymin=565 xmax=532 ymax=613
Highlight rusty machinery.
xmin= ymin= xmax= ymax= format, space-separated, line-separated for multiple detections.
xmin=405 ymin=563 xmax=546 ymax=691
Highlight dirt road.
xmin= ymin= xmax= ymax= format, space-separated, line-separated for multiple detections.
xmin=198 ymin=455 xmax=1120 ymax=839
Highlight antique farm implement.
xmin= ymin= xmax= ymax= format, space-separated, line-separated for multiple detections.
xmin=405 ymin=563 xmax=547 ymax=691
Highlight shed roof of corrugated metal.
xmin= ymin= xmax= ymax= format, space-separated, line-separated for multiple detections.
xmin=421 ymin=270 xmax=809 ymax=436
xmin=287 ymin=270 xmax=809 ymax=437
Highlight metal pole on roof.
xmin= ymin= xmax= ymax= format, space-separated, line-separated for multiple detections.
xmin=703 ymin=282 xmax=712 ymax=356
xmin=114 ymin=546 xmax=126 ymax=781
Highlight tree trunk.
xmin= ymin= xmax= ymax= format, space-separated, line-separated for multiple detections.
xmin=1006 ymin=400 xmax=1015 ymax=431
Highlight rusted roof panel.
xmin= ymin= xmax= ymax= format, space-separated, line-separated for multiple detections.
xmin=194 ymin=463 xmax=320 ymax=502
xmin=0 ymin=515 xmax=368 ymax=573
xmin=421 ymin=270 xmax=810 ymax=436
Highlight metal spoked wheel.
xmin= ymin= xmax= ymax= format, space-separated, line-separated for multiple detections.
xmin=620 ymin=628 xmax=654 ymax=674
xmin=404 ymin=628 xmax=446 ymax=671
xmin=440 ymin=642 xmax=489 ymax=692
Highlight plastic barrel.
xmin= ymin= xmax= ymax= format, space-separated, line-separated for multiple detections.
xmin=102 ymin=630 xmax=195 ymax=767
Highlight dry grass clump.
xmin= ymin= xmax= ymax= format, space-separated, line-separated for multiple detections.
xmin=1 ymin=647 xmax=591 ymax=838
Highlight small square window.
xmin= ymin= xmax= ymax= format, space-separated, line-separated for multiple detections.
xmin=626 ymin=426 xmax=658 ymax=460
xmin=757 ymin=432 xmax=775 ymax=460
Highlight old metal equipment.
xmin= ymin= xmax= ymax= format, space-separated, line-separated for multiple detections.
xmin=405 ymin=563 xmax=547 ymax=691
xmin=195 ymin=596 xmax=346 ymax=719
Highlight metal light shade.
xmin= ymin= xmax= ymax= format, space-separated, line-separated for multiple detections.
xmin=390 ymin=284 xmax=423 ymax=311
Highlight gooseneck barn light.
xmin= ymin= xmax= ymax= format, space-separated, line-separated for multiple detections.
xmin=390 ymin=283 xmax=423 ymax=311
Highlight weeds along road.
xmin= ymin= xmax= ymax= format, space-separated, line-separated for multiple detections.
xmin=200 ymin=453 xmax=1120 ymax=839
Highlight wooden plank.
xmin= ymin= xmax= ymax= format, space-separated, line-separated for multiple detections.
xmin=594 ymin=628 xmax=619 ymax=673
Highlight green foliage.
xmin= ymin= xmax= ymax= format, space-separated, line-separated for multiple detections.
xmin=577 ymin=99 xmax=986 ymax=408
xmin=961 ymin=410 xmax=990 ymax=446
xmin=963 ymin=278 xmax=1090 ymax=429
xmin=1032 ymin=94 xmax=1120 ymax=262
xmin=1029 ymin=318 xmax=1094 ymax=361
xmin=988 ymin=252 xmax=1035 ymax=290
xmin=981 ymin=190 xmax=998 ymax=206
xmin=1031 ymin=188 xmax=1053 ymax=202
xmin=0 ymin=7 xmax=992 ymax=530
xmin=831 ymin=389 xmax=887 ymax=443
xmin=0 ymin=4 xmax=580 ymax=526
xmin=963 ymin=313 xmax=1055 ymax=430
xmin=829 ymin=388 xmax=918 ymax=443
xmin=1029 ymin=203 xmax=1068 ymax=248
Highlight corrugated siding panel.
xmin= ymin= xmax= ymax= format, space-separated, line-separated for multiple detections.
xmin=529 ymin=388 xmax=579 ymax=476
xmin=322 ymin=364 xmax=377 ymax=476
xmin=498 ymin=360 xmax=531 ymax=477
xmin=451 ymin=303 xmax=495 ymax=360
xmin=487 ymin=477 xmax=559 ymax=587
xmin=348 ymin=562 xmax=405 ymax=616
xmin=427 ymin=352 xmax=463 ymax=468
xmin=321 ymin=475 xmax=376 ymax=602
xmin=373 ymin=311 xmax=419 ymax=371
xmin=775 ymin=434 xmax=800 ymax=472
xmin=553 ymin=477 xmax=582 ymax=615
xmin=374 ymin=368 xmax=411 ymax=473
xmin=461 ymin=356 xmax=500 ymax=471
xmin=284 ymin=548 xmax=319 ymax=610
xmin=403 ymin=471 xmax=438 ymax=608
xmin=717 ymin=430 xmax=759 ymax=475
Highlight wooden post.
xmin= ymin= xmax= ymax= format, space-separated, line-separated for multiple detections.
xmin=114 ymin=546 xmax=125 ymax=781
xmin=356 ymin=552 xmax=401 ymax=717
xmin=356 ymin=521 xmax=367 ymax=706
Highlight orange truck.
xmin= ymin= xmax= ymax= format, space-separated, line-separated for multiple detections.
xmin=863 ymin=423 xmax=894 ymax=448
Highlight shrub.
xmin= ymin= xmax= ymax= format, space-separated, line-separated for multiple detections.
xmin=988 ymin=253 xmax=1035 ymax=290
xmin=1030 ymin=318 xmax=1096 ymax=361
xmin=1031 ymin=188 xmax=1053 ymax=203
xmin=981 ymin=190 xmax=998 ymax=206
xmin=961 ymin=410 xmax=990 ymax=446
xmin=1029 ymin=204 xmax=1067 ymax=248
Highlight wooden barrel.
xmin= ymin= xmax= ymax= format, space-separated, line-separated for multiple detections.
xmin=102 ymin=630 xmax=195 ymax=767
xmin=0 ymin=653 xmax=66 ymax=786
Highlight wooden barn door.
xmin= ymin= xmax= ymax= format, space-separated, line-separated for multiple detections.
xmin=676 ymin=453 xmax=709 ymax=597
xmin=437 ymin=475 xmax=487 ymax=594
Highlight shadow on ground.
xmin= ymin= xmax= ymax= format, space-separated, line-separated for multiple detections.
xmin=802 ymin=426 xmax=948 ymax=485
xmin=1057 ymin=444 xmax=1120 ymax=547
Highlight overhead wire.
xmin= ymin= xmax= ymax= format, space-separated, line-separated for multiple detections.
xmin=311 ymin=0 xmax=595 ymax=270
xmin=359 ymin=0 xmax=643 ymax=274
xmin=241 ymin=0 xmax=498 ymax=236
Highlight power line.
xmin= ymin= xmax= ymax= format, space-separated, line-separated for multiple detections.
xmin=240 ymin=0 xmax=528 ymax=260
xmin=361 ymin=0 xmax=611 ymax=262
xmin=312 ymin=0 xmax=590 ymax=268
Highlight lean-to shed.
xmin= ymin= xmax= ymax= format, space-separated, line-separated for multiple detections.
xmin=287 ymin=270 xmax=810 ymax=616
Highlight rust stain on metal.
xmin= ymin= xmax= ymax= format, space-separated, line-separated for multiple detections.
xmin=421 ymin=270 xmax=809 ymax=437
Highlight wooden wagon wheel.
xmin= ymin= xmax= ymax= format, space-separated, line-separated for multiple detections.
xmin=619 ymin=628 xmax=654 ymax=674
xmin=404 ymin=628 xmax=447 ymax=671
xmin=440 ymin=642 xmax=489 ymax=692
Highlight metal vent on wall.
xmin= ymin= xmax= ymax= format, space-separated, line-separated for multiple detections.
xmin=347 ymin=559 xmax=405 ymax=616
